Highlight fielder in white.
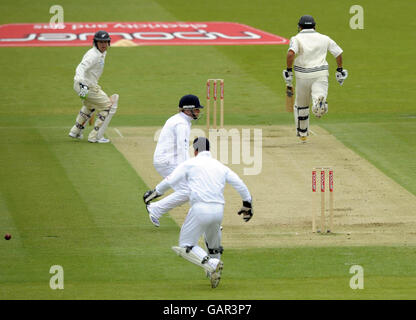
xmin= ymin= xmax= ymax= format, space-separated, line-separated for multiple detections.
xmin=69 ymin=30 xmax=119 ymax=143
xmin=143 ymin=94 xmax=204 ymax=227
xmin=144 ymin=137 xmax=253 ymax=288
xmin=283 ymin=15 xmax=348 ymax=142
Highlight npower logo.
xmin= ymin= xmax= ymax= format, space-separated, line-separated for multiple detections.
xmin=0 ymin=22 xmax=289 ymax=47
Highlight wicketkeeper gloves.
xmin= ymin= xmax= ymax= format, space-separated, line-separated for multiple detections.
xmin=143 ymin=189 xmax=162 ymax=204
xmin=238 ymin=201 xmax=253 ymax=222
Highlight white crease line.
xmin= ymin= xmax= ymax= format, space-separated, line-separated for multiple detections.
xmin=309 ymin=129 xmax=317 ymax=136
xmin=114 ymin=128 xmax=124 ymax=138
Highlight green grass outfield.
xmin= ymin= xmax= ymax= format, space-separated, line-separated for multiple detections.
xmin=1 ymin=0 xmax=416 ymax=300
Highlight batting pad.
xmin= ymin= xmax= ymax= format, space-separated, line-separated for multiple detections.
xmin=97 ymin=94 xmax=119 ymax=139
xmin=172 ymin=246 xmax=215 ymax=273
xmin=295 ymin=106 xmax=309 ymax=135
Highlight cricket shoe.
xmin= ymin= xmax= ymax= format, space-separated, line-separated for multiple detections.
xmin=145 ymin=204 xmax=160 ymax=227
xmin=209 ymin=259 xmax=224 ymax=289
xmin=320 ymin=97 xmax=328 ymax=115
xmin=88 ymin=137 xmax=110 ymax=143
xmin=312 ymin=96 xmax=327 ymax=118
xmin=299 ymin=136 xmax=307 ymax=143
xmin=69 ymin=131 xmax=83 ymax=140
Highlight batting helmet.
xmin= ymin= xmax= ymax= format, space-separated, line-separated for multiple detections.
xmin=93 ymin=30 xmax=111 ymax=48
xmin=298 ymin=15 xmax=316 ymax=29
xmin=179 ymin=94 xmax=204 ymax=110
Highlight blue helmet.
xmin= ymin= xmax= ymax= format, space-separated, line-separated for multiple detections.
xmin=298 ymin=15 xmax=316 ymax=29
xmin=93 ymin=30 xmax=111 ymax=48
xmin=179 ymin=94 xmax=204 ymax=109
xmin=179 ymin=94 xmax=204 ymax=120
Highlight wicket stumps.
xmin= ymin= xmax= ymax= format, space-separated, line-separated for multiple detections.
xmin=312 ymin=167 xmax=334 ymax=233
xmin=206 ymin=79 xmax=224 ymax=130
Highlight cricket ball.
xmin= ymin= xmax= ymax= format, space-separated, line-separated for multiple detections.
xmin=4 ymin=234 xmax=11 ymax=240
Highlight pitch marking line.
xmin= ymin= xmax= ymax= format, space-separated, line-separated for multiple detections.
xmin=114 ymin=128 xmax=124 ymax=138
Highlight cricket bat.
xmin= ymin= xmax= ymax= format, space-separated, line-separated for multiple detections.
xmin=285 ymin=86 xmax=294 ymax=112
xmin=89 ymin=113 xmax=94 ymax=126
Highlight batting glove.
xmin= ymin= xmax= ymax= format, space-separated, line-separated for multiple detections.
xmin=238 ymin=200 xmax=253 ymax=222
xmin=282 ymin=68 xmax=293 ymax=86
xmin=79 ymin=83 xmax=89 ymax=99
xmin=335 ymin=68 xmax=348 ymax=86
xmin=143 ymin=189 xmax=162 ymax=204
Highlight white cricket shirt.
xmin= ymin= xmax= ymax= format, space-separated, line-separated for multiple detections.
xmin=288 ymin=29 xmax=343 ymax=79
xmin=74 ymin=47 xmax=106 ymax=87
xmin=156 ymin=151 xmax=252 ymax=205
xmin=153 ymin=112 xmax=192 ymax=167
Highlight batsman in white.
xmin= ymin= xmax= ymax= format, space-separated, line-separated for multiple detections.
xmin=144 ymin=137 xmax=253 ymax=288
xmin=283 ymin=15 xmax=348 ymax=142
xmin=69 ymin=30 xmax=119 ymax=143
xmin=142 ymin=94 xmax=203 ymax=227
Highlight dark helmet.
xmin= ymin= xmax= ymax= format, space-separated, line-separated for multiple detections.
xmin=179 ymin=94 xmax=204 ymax=120
xmin=298 ymin=15 xmax=316 ymax=29
xmin=179 ymin=94 xmax=204 ymax=110
xmin=193 ymin=137 xmax=210 ymax=152
xmin=93 ymin=30 xmax=111 ymax=48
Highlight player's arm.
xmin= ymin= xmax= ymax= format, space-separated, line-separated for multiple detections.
xmin=286 ymin=49 xmax=295 ymax=70
xmin=143 ymin=162 xmax=188 ymax=204
xmin=226 ymin=169 xmax=253 ymax=222
xmin=283 ymin=36 xmax=298 ymax=86
xmin=335 ymin=53 xmax=348 ymax=85
xmin=156 ymin=162 xmax=188 ymax=194
xmin=336 ymin=53 xmax=343 ymax=69
xmin=75 ymin=52 xmax=94 ymax=83
xmin=283 ymin=50 xmax=295 ymax=86
xmin=328 ymin=38 xmax=348 ymax=85
xmin=286 ymin=36 xmax=298 ymax=68
xmin=226 ymin=169 xmax=251 ymax=200
xmin=283 ymin=48 xmax=296 ymax=112
xmin=75 ymin=52 xmax=95 ymax=98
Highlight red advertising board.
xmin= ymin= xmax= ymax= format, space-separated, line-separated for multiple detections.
xmin=0 ymin=22 xmax=289 ymax=47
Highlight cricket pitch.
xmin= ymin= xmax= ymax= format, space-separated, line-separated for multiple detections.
xmin=108 ymin=125 xmax=416 ymax=248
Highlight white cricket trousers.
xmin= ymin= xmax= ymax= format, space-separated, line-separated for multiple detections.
xmin=179 ymin=202 xmax=223 ymax=251
xmin=295 ymin=76 xmax=328 ymax=107
xmin=148 ymin=162 xmax=190 ymax=218
xmin=294 ymin=76 xmax=328 ymax=137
